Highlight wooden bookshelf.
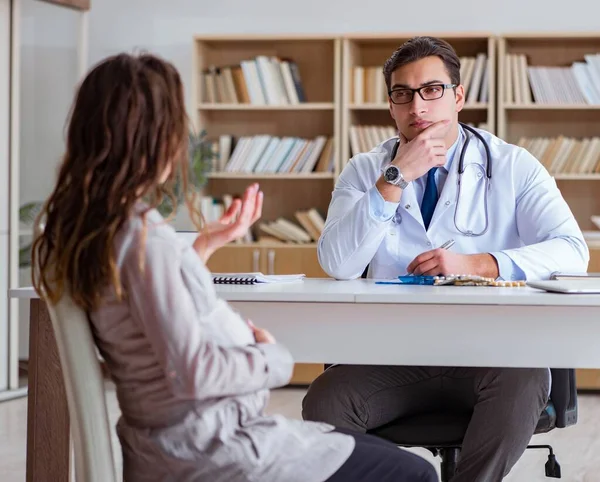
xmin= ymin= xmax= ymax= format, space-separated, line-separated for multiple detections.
xmin=497 ymin=34 xmax=600 ymax=229
xmin=192 ymin=33 xmax=340 ymax=238
xmin=341 ymin=33 xmax=496 ymax=167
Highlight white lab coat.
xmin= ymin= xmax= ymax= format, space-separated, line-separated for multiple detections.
xmin=318 ymin=126 xmax=589 ymax=280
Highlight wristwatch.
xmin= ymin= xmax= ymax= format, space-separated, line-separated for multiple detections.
xmin=382 ymin=164 xmax=409 ymax=189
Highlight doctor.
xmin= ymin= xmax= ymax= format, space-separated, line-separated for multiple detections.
xmin=302 ymin=36 xmax=589 ymax=482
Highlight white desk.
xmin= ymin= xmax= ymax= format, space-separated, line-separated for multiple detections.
xmin=213 ymin=279 xmax=600 ymax=369
xmin=9 ymin=279 xmax=600 ymax=481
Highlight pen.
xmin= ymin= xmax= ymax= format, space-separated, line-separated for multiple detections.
xmin=439 ymin=239 xmax=455 ymax=250
xmin=406 ymin=239 xmax=455 ymax=276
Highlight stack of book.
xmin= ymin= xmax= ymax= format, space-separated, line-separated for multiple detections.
xmin=258 ymin=208 xmax=326 ymax=244
xmin=200 ymin=57 xmax=306 ymax=105
xmin=505 ymin=52 xmax=600 ymax=104
xmin=208 ymin=134 xmax=335 ymax=174
xmin=458 ymin=53 xmax=490 ymax=104
xmin=196 ymin=198 xmax=327 ymax=245
xmin=350 ymin=66 xmax=388 ymax=104
xmin=517 ymin=136 xmax=600 ymax=174
xmin=349 ymin=125 xmax=397 ymax=156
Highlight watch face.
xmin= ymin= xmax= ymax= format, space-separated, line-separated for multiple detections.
xmin=384 ymin=166 xmax=400 ymax=182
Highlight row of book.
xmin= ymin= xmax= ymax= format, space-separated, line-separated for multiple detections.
xmin=348 ymin=122 xmax=488 ymax=157
xmin=209 ymin=135 xmax=335 ymax=174
xmin=351 ymin=66 xmax=388 ymax=104
xmin=350 ymin=54 xmax=489 ymax=105
xmin=505 ymin=53 xmax=600 ymax=104
xmin=459 ymin=54 xmax=490 ymax=104
xmin=517 ymin=136 xmax=600 ymax=174
xmin=349 ymin=125 xmax=397 ymax=156
xmin=201 ymin=56 xmax=306 ymax=105
xmin=199 ymin=194 xmax=326 ymax=244
xmin=259 ymin=208 xmax=326 ymax=244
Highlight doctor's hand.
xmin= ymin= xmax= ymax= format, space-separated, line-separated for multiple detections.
xmin=193 ymin=183 xmax=263 ymax=263
xmin=394 ymin=119 xmax=451 ymax=182
xmin=376 ymin=119 xmax=450 ymax=203
xmin=407 ymin=249 xmax=500 ymax=279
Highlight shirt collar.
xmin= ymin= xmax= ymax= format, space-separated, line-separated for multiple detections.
xmin=442 ymin=125 xmax=463 ymax=172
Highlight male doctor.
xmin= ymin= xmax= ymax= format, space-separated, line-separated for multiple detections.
xmin=302 ymin=37 xmax=589 ymax=482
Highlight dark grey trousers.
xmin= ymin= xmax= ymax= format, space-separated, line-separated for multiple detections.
xmin=302 ymin=366 xmax=550 ymax=482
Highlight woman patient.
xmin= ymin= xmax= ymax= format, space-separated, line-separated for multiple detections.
xmin=32 ymin=52 xmax=437 ymax=482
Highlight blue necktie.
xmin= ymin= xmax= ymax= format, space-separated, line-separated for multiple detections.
xmin=421 ymin=167 xmax=438 ymax=230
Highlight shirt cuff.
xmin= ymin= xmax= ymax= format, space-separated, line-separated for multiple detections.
xmin=368 ymin=185 xmax=400 ymax=222
xmin=490 ymin=252 xmax=527 ymax=281
xmin=256 ymin=343 xmax=294 ymax=389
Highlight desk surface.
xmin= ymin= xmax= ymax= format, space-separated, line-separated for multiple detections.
xmin=10 ymin=278 xmax=600 ymax=307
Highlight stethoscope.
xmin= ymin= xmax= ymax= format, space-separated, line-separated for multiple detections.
xmin=390 ymin=122 xmax=492 ymax=236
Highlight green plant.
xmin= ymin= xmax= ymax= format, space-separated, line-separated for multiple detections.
xmin=156 ymin=129 xmax=215 ymax=217
xmin=19 ymin=201 xmax=43 ymax=268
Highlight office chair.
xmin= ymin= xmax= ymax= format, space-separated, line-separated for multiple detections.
xmin=357 ymin=267 xmax=577 ymax=480
xmin=367 ymin=368 xmax=577 ymax=481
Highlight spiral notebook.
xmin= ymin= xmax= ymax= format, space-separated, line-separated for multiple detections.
xmin=212 ymin=272 xmax=306 ymax=285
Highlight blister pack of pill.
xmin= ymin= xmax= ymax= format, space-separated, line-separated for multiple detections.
xmin=433 ymin=275 xmax=526 ymax=287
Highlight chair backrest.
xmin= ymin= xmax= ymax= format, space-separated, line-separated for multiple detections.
xmin=549 ymin=368 xmax=578 ymax=428
xmin=43 ymin=288 xmax=118 ymax=482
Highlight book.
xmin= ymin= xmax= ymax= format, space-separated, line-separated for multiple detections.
xmin=212 ymin=272 xmax=306 ymax=285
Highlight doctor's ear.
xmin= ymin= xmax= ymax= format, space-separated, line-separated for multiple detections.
xmin=454 ymin=84 xmax=465 ymax=112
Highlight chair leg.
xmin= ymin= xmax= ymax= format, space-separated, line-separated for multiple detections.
xmin=439 ymin=448 xmax=460 ymax=482
xmin=527 ymin=444 xmax=561 ymax=478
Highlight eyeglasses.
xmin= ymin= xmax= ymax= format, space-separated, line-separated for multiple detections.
xmin=388 ymin=84 xmax=456 ymax=105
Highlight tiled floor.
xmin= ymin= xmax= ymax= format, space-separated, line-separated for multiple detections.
xmin=1 ymin=385 xmax=599 ymax=481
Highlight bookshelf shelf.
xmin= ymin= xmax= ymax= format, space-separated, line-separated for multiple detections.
xmin=197 ymin=103 xmax=335 ymax=111
xmin=341 ymin=34 xmax=496 ymax=166
xmin=554 ymin=174 xmax=600 ymax=180
xmin=207 ymin=172 xmax=335 ymax=180
xmin=224 ymin=242 xmax=319 ymax=248
xmin=348 ymin=103 xmax=389 ymax=110
xmin=505 ymin=104 xmax=600 ymax=110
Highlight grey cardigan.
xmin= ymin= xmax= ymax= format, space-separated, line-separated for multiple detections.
xmin=89 ymin=206 xmax=354 ymax=482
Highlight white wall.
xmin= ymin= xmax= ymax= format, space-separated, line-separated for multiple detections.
xmin=18 ymin=0 xmax=80 ymax=358
xmin=16 ymin=0 xmax=600 ymax=356
xmin=19 ymin=0 xmax=79 ymax=205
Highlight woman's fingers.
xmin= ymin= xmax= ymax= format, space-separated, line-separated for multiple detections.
xmin=235 ymin=184 xmax=260 ymax=228
xmin=219 ymin=199 xmax=241 ymax=224
xmin=251 ymin=190 xmax=264 ymax=224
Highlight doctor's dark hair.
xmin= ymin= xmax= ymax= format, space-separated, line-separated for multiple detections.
xmin=383 ymin=36 xmax=461 ymax=91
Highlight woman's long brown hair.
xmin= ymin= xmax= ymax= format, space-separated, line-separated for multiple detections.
xmin=32 ymin=52 xmax=203 ymax=312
